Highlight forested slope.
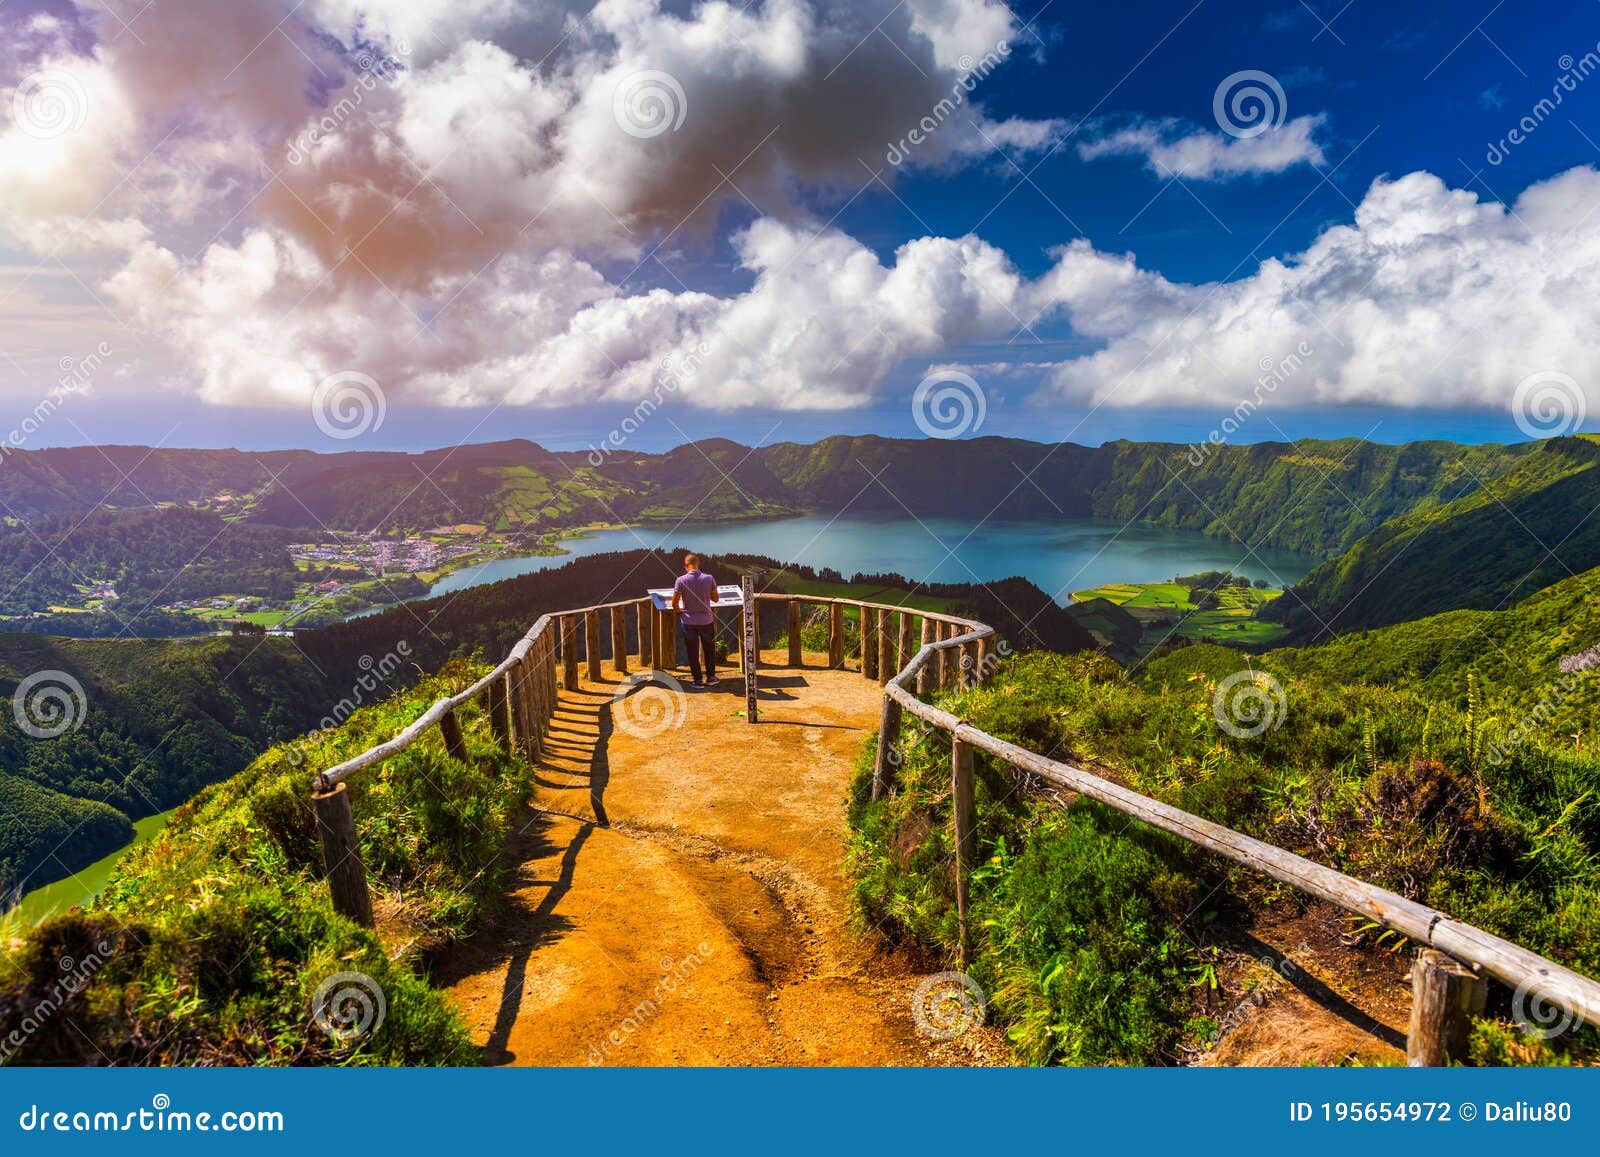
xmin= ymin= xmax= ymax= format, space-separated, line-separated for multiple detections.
xmin=1267 ymin=436 xmax=1600 ymax=637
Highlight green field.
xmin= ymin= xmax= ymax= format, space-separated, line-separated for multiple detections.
xmin=1071 ymin=579 xmax=1289 ymax=652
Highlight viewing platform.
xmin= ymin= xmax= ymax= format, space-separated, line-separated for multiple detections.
xmin=434 ymin=650 xmax=1006 ymax=1065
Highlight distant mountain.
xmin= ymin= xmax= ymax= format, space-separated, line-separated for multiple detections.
xmin=0 ymin=446 xmax=314 ymax=518
xmin=0 ymin=436 xmax=1539 ymax=559
xmin=1266 ymin=436 xmax=1600 ymax=638
xmin=755 ymin=436 xmax=1533 ymax=557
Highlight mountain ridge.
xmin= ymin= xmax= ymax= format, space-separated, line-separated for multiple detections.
xmin=0 ymin=435 xmax=1537 ymax=560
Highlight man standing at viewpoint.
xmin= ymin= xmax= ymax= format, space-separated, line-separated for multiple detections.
xmin=671 ymin=553 xmax=720 ymax=689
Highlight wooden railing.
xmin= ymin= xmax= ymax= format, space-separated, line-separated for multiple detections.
xmin=309 ymin=590 xmax=1600 ymax=1065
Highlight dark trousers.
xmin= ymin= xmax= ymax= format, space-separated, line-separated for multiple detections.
xmin=680 ymin=620 xmax=717 ymax=683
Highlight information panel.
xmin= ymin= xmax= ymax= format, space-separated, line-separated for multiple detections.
xmin=646 ymin=584 xmax=745 ymax=610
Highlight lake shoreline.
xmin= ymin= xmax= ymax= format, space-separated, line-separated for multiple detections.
xmin=4 ymin=808 xmax=177 ymax=930
xmin=364 ymin=513 xmax=1318 ymax=622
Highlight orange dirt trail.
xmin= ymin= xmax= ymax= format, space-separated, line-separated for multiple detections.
xmin=437 ymin=650 xmax=1009 ymax=1066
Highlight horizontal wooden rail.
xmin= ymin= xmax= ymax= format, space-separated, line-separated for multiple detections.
xmin=860 ymin=603 xmax=1600 ymax=1051
xmin=307 ymin=582 xmax=1600 ymax=1057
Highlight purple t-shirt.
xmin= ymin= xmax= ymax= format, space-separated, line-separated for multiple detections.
xmin=673 ymin=570 xmax=718 ymax=625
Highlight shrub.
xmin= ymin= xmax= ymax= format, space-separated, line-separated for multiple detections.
xmin=848 ymin=648 xmax=1600 ymax=1065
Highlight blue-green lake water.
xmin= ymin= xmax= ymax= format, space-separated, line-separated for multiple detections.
xmin=423 ymin=515 xmax=1316 ymax=603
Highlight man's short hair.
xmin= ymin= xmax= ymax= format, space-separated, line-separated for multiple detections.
xmin=684 ymin=553 xmax=700 ymax=566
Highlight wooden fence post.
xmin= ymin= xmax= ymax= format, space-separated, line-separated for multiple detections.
xmin=917 ymin=617 xmax=935 ymax=697
xmin=877 ymin=610 xmax=893 ymax=686
xmin=937 ymin=623 xmax=953 ymax=690
xmin=872 ymin=693 xmax=902 ymax=802
xmin=610 ymin=605 xmax=628 ymax=676
xmin=787 ymin=599 xmax=802 ymax=668
xmin=313 ymin=782 xmax=374 ymax=928
xmin=660 ymin=608 xmax=677 ymax=671
xmin=585 ymin=611 xmax=602 ymax=682
xmin=526 ymin=646 xmax=544 ymax=758
xmin=861 ymin=605 xmax=877 ymax=681
xmin=828 ymin=602 xmax=845 ymax=669
xmin=951 ymin=735 xmax=977 ymax=964
xmin=975 ymin=635 xmax=991 ymax=686
xmin=505 ymin=660 xmax=525 ymax=755
xmin=1407 ymin=950 xmax=1486 ymax=1066
xmin=488 ymin=675 xmax=510 ymax=751
xmin=544 ymin=636 xmax=558 ymax=724
xmin=439 ymin=707 xmax=467 ymax=762
xmin=638 ymin=599 xmax=653 ymax=667
xmin=562 ymin=616 xmax=579 ymax=691
xmin=524 ymin=656 xmax=544 ymax=764
xmin=547 ymin=633 xmax=560 ymax=713
xmin=898 ymin=611 xmax=914 ymax=674
xmin=961 ymin=640 xmax=979 ymax=689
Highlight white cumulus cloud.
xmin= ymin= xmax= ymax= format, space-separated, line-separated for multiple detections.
xmin=1076 ymin=114 xmax=1327 ymax=180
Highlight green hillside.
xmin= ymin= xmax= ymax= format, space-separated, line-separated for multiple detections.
xmin=0 ymin=507 xmax=299 ymax=618
xmin=0 ymin=436 xmax=1536 ymax=558
xmin=231 ymin=433 xmax=1537 ymax=557
xmin=1267 ymin=555 xmax=1600 ymax=741
xmin=1267 ymin=437 xmax=1600 ymax=638
xmin=244 ymin=439 xmax=795 ymax=535
xmin=0 ymin=661 xmax=522 ymax=1064
xmin=0 ymin=635 xmax=334 ymax=895
xmin=755 ymin=435 xmax=1531 ymax=557
xmin=850 ymin=644 xmax=1600 ymax=1065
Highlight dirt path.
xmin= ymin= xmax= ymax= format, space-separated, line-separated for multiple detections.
xmin=436 ymin=650 xmax=1011 ymax=1066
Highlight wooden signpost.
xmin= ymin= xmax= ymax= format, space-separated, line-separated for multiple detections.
xmin=742 ymin=573 xmax=758 ymax=723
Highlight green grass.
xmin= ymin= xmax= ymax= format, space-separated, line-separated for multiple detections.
xmin=0 ymin=659 xmax=530 ymax=1065
xmin=849 ymin=647 xmax=1600 ymax=1065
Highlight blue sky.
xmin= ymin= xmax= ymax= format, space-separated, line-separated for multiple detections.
xmin=3 ymin=0 xmax=1599 ymax=452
